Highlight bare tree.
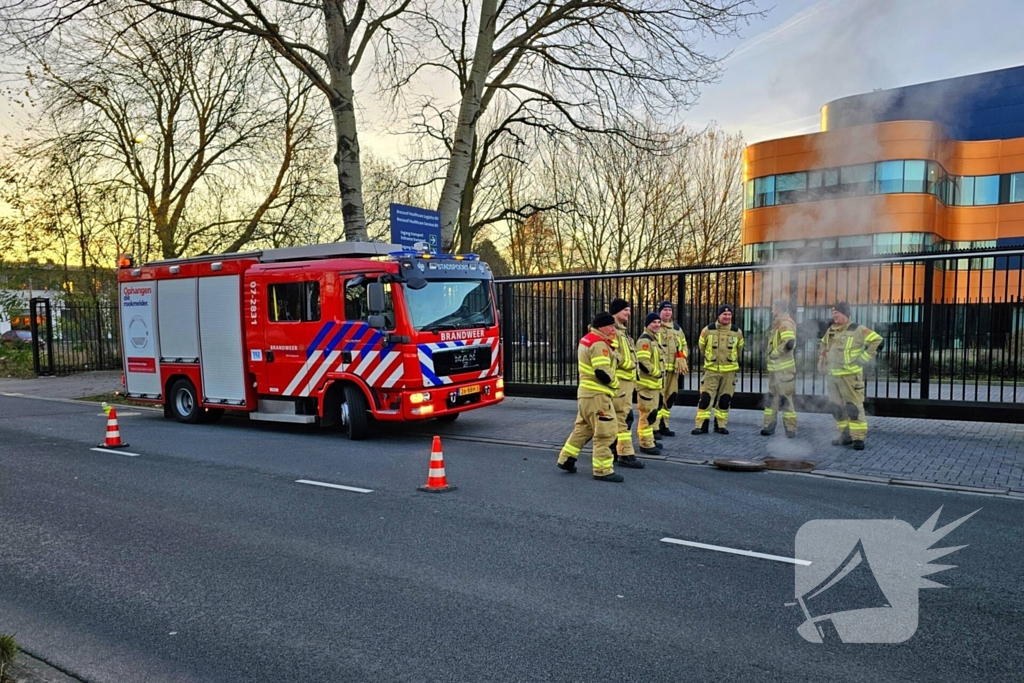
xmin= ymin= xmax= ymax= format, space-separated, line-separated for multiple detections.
xmin=3 ymin=0 xmax=417 ymax=242
xmin=18 ymin=8 xmax=324 ymax=260
xmin=397 ymin=0 xmax=758 ymax=248
xmin=675 ymin=126 xmax=744 ymax=265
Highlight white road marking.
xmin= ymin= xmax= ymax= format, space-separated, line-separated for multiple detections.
xmin=90 ymin=447 xmax=140 ymax=457
xmin=660 ymin=537 xmax=811 ymax=566
xmin=295 ymin=479 xmax=373 ymax=494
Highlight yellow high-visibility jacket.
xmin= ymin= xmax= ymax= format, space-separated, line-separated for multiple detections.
xmin=577 ymin=327 xmax=619 ymax=397
xmin=635 ymin=331 xmax=663 ymax=391
xmin=820 ymin=323 xmax=883 ymax=377
xmin=767 ymin=315 xmax=797 ymax=372
xmin=699 ymin=322 xmax=744 ymax=372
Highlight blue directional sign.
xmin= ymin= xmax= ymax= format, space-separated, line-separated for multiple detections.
xmin=390 ymin=203 xmax=442 ymax=254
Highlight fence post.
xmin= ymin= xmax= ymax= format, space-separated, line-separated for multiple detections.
xmin=29 ymin=298 xmax=42 ymax=375
xmin=500 ymin=281 xmax=515 ymax=383
xmin=582 ymin=279 xmax=592 ymax=332
xmin=95 ymin=301 xmax=105 ymax=369
xmin=920 ymin=260 xmax=934 ymax=400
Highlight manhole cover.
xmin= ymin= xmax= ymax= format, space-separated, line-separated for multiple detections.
xmin=763 ymin=458 xmax=816 ymax=472
xmin=712 ymin=458 xmax=765 ymax=472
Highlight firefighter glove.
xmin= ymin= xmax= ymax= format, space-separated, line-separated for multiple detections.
xmin=594 ymin=368 xmax=613 ymax=385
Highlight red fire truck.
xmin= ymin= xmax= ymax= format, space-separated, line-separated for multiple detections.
xmin=116 ymin=242 xmax=503 ymax=439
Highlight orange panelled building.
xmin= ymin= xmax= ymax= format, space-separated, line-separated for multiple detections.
xmin=740 ymin=65 xmax=1024 ymax=307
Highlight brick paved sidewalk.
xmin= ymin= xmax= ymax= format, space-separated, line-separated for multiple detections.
xmin=3 ymin=371 xmax=1021 ymax=494
xmin=433 ymin=397 xmax=1024 ymax=495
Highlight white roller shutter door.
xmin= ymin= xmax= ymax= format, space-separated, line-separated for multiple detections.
xmin=157 ymin=278 xmax=199 ymax=362
xmin=198 ymin=275 xmax=247 ymax=403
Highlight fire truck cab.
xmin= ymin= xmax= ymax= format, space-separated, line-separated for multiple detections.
xmin=116 ymin=242 xmax=504 ymax=439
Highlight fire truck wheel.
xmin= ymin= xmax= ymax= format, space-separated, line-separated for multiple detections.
xmin=436 ymin=413 xmax=459 ymax=423
xmin=169 ymin=378 xmax=202 ymax=424
xmin=342 ymin=384 xmax=370 ymax=441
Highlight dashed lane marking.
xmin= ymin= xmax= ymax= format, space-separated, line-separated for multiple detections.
xmin=296 ymin=479 xmax=373 ymax=494
xmin=660 ymin=537 xmax=811 ymax=566
xmin=90 ymin=447 xmax=140 ymax=457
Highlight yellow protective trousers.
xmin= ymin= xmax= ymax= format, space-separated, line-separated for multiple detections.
xmin=762 ymin=370 xmax=798 ymax=433
xmin=827 ymin=373 xmax=867 ymax=441
xmin=613 ymin=380 xmax=636 ymax=456
xmin=695 ymin=371 xmax=736 ymax=429
xmin=636 ymin=387 xmax=660 ymax=449
xmin=558 ymin=393 xmax=617 ymax=476
xmin=659 ymin=370 xmax=677 ymax=430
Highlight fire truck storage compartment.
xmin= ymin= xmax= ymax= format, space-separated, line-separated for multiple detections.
xmin=157 ymin=278 xmax=199 ymax=362
xmin=250 ymin=398 xmax=317 ymax=424
xmin=197 ymin=275 xmax=247 ymax=404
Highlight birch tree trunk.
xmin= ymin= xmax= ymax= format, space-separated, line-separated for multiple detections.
xmin=436 ymin=0 xmax=497 ymax=250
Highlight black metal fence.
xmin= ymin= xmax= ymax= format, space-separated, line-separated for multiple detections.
xmin=496 ymin=247 xmax=1024 ymax=423
xmin=29 ymin=297 xmax=121 ymax=375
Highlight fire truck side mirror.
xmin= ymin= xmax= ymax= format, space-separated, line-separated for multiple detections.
xmin=367 ymin=282 xmax=386 ymax=313
xmin=367 ymin=314 xmax=387 ymax=330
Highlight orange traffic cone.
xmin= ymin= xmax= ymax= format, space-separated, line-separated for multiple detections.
xmin=417 ymin=435 xmax=456 ymax=493
xmin=99 ymin=402 xmax=129 ymax=448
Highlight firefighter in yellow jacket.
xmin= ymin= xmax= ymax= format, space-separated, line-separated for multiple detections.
xmin=557 ymin=311 xmax=625 ymax=482
xmin=761 ymin=300 xmax=799 ymax=438
xmin=693 ymin=304 xmax=744 ymax=435
xmin=655 ymin=301 xmax=688 ymax=437
xmin=635 ymin=313 xmax=665 ymax=455
xmin=819 ymin=302 xmax=883 ymax=451
xmin=609 ymin=298 xmax=644 ymax=469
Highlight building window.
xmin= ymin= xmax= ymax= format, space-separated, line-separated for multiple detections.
xmin=775 ymin=172 xmax=807 ymax=204
xmin=1011 ymin=173 xmax=1024 ymax=203
xmin=904 ymin=160 xmax=927 ymax=193
xmin=269 ymin=282 xmax=321 ymax=323
xmin=926 ymin=161 xmax=941 ymax=194
xmin=754 ymin=175 xmax=775 ymax=208
xmin=955 ymin=176 xmax=975 ymax=206
xmin=744 ymin=180 xmax=754 ymax=210
xmin=973 ymin=175 xmax=999 ymax=206
xmin=840 ymin=164 xmax=875 ymax=197
xmin=876 ymin=160 xmax=904 ymax=194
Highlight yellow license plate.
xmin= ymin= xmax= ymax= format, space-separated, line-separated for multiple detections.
xmin=459 ymin=384 xmax=481 ymax=396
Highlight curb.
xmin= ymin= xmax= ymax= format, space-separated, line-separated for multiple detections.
xmin=6 ymin=651 xmax=85 ymax=683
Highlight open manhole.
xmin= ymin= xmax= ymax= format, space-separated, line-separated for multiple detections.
xmin=763 ymin=458 xmax=817 ymax=472
xmin=712 ymin=458 xmax=765 ymax=472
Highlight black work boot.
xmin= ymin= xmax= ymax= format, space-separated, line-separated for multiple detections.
xmin=853 ymin=440 xmax=865 ymax=451
xmin=655 ymin=440 xmax=664 ymax=449
xmin=558 ymin=457 xmax=578 ymax=473
xmin=618 ymin=455 xmax=646 ymax=469
xmin=594 ymin=472 xmax=625 ymax=483
xmin=691 ymin=420 xmax=709 ymax=436
xmin=760 ymin=424 xmax=776 ymax=436
xmin=639 ymin=445 xmax=661 ymax=456
xmin=714 ymin=426 xmax=729 ymax=435
xmin=659 ymin=426 xmax=676 ymax=437
xmin=785 ymin=430 xmax=797 ymax=439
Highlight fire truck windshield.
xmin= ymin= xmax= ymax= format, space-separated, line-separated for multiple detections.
xmin=405 ymin=280 xmax=495 ymax=332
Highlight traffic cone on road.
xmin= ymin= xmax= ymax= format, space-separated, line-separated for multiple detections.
xmin=417 ymin=436 xmax=456 ymax=493
xmin=99 ymin=402 xmax=129 ymax=448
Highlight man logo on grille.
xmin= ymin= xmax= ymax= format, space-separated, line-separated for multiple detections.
xmin=793 ymin=507 xmax=977 ymax=643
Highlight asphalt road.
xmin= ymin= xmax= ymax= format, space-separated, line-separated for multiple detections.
xmin=1 ymin=395 xmax=1020 ymax=682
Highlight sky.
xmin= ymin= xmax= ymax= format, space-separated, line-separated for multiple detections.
xmin=681 ymin=0 xmax=1024 ymax=143
xmin=4 ymin=0 xmax=1024 ymax=155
